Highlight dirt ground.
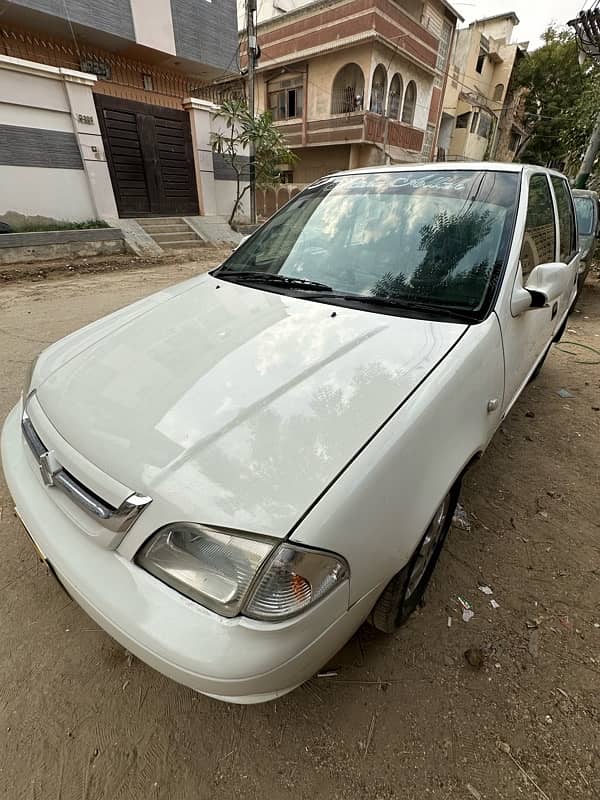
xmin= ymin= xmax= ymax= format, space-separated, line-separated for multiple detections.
xmin=0 ymin=253 xmax=599 ymax=800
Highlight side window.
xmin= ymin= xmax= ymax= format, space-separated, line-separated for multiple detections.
xmin=551 ymin=177 xmax=577 ymax=262
xmin=520 ymin=175 xmax=556 ymax=279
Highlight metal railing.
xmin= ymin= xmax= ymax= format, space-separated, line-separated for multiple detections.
xmin=331 ymin=87 xmax=364 ymax=115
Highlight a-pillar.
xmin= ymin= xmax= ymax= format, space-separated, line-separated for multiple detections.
xmin=183 ymin=97 xmax=220 ymax=216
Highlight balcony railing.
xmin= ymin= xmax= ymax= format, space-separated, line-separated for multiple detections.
xmin=363 ymin=112 xmax=424 ymax=152
xmin=331 ymin=87 xmax=364 ymax=115
xmin=278 ymin=112 xmax=424 ymax=153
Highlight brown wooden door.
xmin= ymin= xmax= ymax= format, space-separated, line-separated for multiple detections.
xmin=95 ymin=95 xmax=199 ymax=218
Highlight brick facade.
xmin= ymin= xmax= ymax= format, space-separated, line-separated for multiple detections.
xmin=0 ymin=25 xmax=217 ymax=109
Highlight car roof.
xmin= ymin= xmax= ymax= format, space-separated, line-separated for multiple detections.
xmin=329 ymin=162 xmax=568 ymax=179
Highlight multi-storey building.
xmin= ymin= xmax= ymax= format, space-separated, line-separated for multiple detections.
xmin=243 ymin=0 xmax=461 ymax=184
xmin=438 ymin=12 xmax=528 ymax=162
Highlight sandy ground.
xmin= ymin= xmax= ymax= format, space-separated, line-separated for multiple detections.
xmin=0 ymin=254 xmax=599 ymax=800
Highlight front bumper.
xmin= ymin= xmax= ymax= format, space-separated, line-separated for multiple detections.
xmin=1 ymin=403 xmax=377 ymax=703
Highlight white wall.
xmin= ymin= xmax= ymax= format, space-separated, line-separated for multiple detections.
xmin=237 ymin=0 xmax=316 ymax=29
xmin=0 ymin=166 xmax=96 ymax=221
xmin=215 ymin=179 xmax=250 ymax=221
xmin=0 ymin=55 xmax=118 ymax=225
xmin=130 ymin=0 xmax=177 ymax=55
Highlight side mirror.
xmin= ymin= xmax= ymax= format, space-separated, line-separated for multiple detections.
xmin=525 ymin=262 xmax=571 ymax=305
xmin=511 ymin=262 xmax=571 ymax=315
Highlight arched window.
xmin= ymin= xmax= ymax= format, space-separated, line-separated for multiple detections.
xmin=401 ymin=80 xmax=417 ymax=125
xmin=331 ymin=63 xmax=365 ymax=114
xmin=369 ymin=64 xmax=387 ymax=115
xmin=493 ymin=83 xmax=504 ymax=102
xmin=387 ymin=73 xmax=403 ymax=119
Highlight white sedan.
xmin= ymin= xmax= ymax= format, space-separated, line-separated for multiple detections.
xmin=1 ymin=163 xmax=579 ymax=703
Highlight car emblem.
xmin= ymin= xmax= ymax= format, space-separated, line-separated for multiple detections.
xmin=39 ymin=450 xmax=59 ymax=487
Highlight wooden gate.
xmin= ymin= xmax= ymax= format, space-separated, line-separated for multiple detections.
xmin=95 ymin=95 xmax=199 ymax=218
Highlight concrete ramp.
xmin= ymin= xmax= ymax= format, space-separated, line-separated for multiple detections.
xmin=184 ymin=216 xmax=242 ymax=246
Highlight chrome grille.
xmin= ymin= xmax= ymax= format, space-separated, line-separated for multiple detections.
xmin=22 ymin=394 xmax=151 ymax=534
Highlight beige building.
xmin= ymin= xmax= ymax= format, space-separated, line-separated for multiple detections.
xmin=243 ymin=0 xmax=461 ymax=187
xmin=438 ymin=12 xmax=527 ymax=163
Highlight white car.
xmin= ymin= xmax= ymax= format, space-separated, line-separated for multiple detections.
xmin=1 ymin=163 xmax=579 ymax=703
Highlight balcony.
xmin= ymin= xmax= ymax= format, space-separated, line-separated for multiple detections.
xmin=363 ymin=112 xmax=425 ymax=152
xmin=276 ymin=112 xmax=424 ymax=154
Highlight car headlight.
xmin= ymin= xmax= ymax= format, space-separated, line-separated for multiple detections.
xmin=244 ymin=543 xmax=349 ymax=620
xmin=136 ymin=524 xmax=349 ymax=620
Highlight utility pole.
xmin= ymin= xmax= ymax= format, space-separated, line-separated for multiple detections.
xmin=569 ymin=9 xmax=600 ymax=187
xmin=575 ymin=109 xmax=600 ymax=188
xmin=247 ymin=0 xmax=257 ymax=224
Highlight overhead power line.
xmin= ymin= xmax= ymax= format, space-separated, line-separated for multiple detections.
xmin=569 ymin=5 xmax=600 ymax=59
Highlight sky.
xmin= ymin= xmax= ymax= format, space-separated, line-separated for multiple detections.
xmin=458 ymin=0 xmax=584 ymax=49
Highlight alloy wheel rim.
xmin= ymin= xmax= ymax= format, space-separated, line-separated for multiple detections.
xmin=405 ymin=495 xmax=450 ymax=600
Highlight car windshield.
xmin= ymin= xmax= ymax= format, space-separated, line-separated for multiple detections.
xmin=217 ymin=170 xmax=520 ymax=319
xmin=574 ymin=196 xmax=594 ymax=236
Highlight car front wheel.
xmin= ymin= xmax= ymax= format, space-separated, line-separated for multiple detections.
xmin=369 ymin=484 xmax=460 ymax=633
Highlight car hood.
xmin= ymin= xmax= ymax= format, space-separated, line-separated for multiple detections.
xmin=35 ymin=274 xmax=467 ymax=537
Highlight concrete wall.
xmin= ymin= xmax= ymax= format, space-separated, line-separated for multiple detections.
xmin=171 ymin=0 xmax=238 ymax=73
xmin=246 ymin=0 xmax=443 ymax=32
xmin=4 ymin=0 xmax=238 ymax=73
xmin=0 ymin=228 xmax=125 ymax=265
xmin=0 ymin=55 xmax=118 ymax=225
xmin=293 ymin=145 xmax=351 ymax=183
xmin=240 ymin=0 xmax=316 ymax=28
xmin=9 ymin=0 xmax=136 ymax=40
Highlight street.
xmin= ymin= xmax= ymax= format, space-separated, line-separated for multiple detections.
xmin=0 ymin=259 xmax=599 ymax=800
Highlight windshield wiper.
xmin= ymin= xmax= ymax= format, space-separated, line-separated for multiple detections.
xmin=309 ymin=292 xmax=474 ymax=322
xmin=219 ymin=271 xmax=333 ymax=292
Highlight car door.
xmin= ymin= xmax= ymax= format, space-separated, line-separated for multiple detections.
xmin=549 ymin=175 xmax=579 ymax=310
xmin=498 ymin=171 xmax=560 ymax=414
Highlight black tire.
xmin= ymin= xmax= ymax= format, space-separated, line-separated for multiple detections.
xmin=369 ymin=483 xmax=461 ymax=634
xmin=528 ymin=343 xmax=551 ymax=383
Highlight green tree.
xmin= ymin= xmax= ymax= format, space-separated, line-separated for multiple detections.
xmin=515 ymin=26 xmax=600 ymax=172
xmin=211 ymin=99 xmax=297 ymax=226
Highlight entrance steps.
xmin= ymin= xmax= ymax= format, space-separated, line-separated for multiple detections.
xmin=136 ymin=217 xmax=206 ymax=250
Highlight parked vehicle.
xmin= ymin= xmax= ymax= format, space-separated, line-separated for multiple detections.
xmin=1 ymin=164 xmax=579 ymax=704
xmin=572 ymin=188 xmax=599 ymax=298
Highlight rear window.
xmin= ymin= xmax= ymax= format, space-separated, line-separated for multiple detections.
xmin=574 ymin=197 xmax=595 ymax=236
xmin=551 ymin=177 xmax=577 ymax=262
